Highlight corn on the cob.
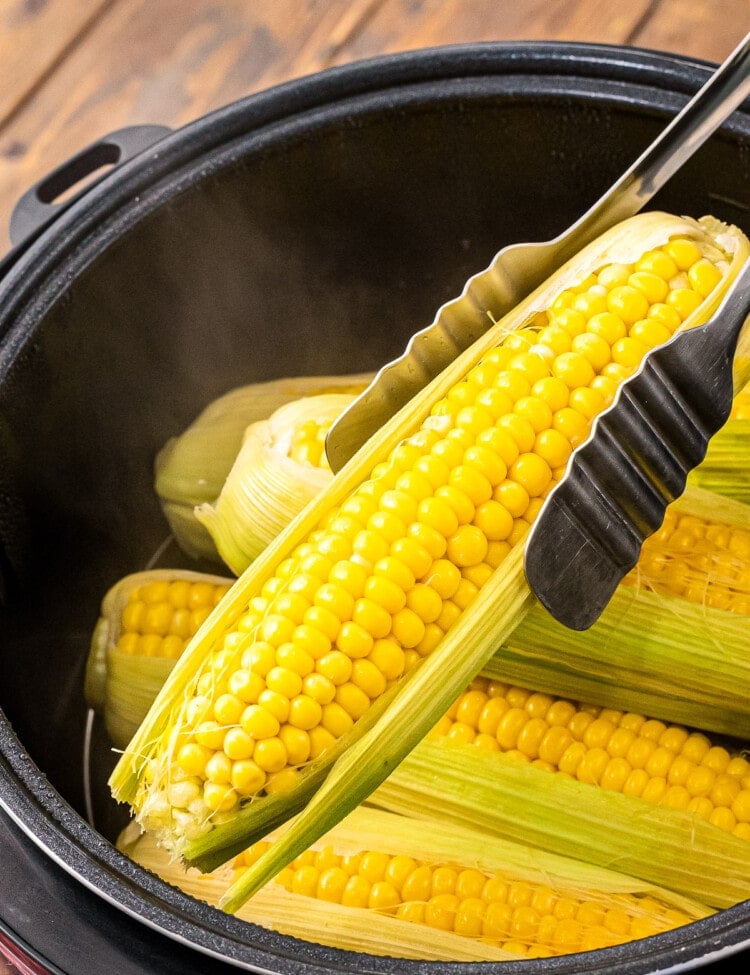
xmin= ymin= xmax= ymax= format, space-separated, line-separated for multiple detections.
xmin=155 ymin=373 xmax=372 ymax=561
xmin=110 ymin=212 xmax=750 ymax=909
xmin=85 ymin=570 xmax=233 ymax=748
xmin=121 ymin=807 xmax=709 ymax=961
xmin=372 ymin=678 xmax=750 ymax=908
xmin=432 ymin=676 xmax=750 ymax=841
xmin=195 ymin=393 xmax=360 ymax=575
xmin=86 ymin=571 xmax=232 ymax=747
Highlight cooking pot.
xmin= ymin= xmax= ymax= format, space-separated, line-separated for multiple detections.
xmin=0 ymin=41 xmax=748 ymax=975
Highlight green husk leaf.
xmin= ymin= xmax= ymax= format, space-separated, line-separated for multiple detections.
xmin=486 ymin=584 xmax=750 ymax=737
xmin=195 ymin=393 xmax=360 ymax=575
xmin=671 ymin=483 xmax=750 ymax=526
xmin=105 ymin=654 xmax=176 ymax=749
xmin=373 ymin=739 xmax=750 ymax=910
xmin=156 ymin=500 xmax=219 ymax=562
xmin=689 ymin=419 xmax=750 ymax=503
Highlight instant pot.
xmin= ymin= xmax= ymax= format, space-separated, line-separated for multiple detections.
xmin=0 ymin=41 xmax=748 ymax=975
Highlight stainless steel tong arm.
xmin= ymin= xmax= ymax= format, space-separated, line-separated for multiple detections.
xmin=559 ymin=32 xmax=750 ymax=257
xmin=325 ymin=32 xmax=750 ymax=472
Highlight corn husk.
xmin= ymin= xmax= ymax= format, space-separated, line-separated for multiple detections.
xmin=111 ymin=213 xmax=750 ymax=909
xmin=195 ymin=393 xmax=359 ymax=575
xmin=122 ymin=806 xmax=710 ymax=960
xmin=373 ymin=739 xmax=750 ymax=910
xmin=688 ymin=384 xmax=750 ymax=502
xmin=84 ymin=569 xmax=232 ymax=748
xmin=154 ymin=373 xmax=372 ymax=561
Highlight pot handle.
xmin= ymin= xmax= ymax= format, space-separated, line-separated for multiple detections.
xmin=8 ymin=124 xmax=172 ymax=247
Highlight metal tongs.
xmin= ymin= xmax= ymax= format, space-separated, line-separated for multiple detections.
xmin=525 ymin=263 xmax=750 ymax=630
xmin=326 ymin=33 xmax=750 ymax=629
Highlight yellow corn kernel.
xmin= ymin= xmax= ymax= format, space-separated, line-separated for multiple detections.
xmin=113 ymin=575 xmax=230 ymax=658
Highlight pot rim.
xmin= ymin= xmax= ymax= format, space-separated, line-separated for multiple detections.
xmin=1 ymin=39 xmax=749 ymax=974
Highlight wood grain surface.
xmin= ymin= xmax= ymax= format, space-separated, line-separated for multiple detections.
xmin=0 ymin=0 xmax=748 ymax=254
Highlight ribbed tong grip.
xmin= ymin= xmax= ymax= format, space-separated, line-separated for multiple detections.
xmin=524 ymin=261 xmax=750 ymax=630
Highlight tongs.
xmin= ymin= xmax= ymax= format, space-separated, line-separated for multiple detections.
xmin=326 ymin=32 xmax=750 ymax=629
xmin=525 ymin=261 xmax=750 ymax=630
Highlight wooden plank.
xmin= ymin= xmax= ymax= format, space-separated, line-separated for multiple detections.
xmin=323 ymin=0 xmax=656 ymax=63
xmin=321 ymin=0 xmax=748 ymax=67
xmin=0 ymin=0 xmax=114 ymax=122
xmin=0 ymin=0 xmax=746 ymax=254
xmin=632 ymin=0 xmax=750 ymax=64
xmin=0 ymin=0 xmax=378 ymax=251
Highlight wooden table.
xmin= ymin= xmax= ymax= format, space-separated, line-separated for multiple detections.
xmin=0 ymin=0 xmax=748 ymax=256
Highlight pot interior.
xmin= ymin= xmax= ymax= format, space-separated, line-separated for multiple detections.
xmin=0 ymin=43 xmax=749 ymax=973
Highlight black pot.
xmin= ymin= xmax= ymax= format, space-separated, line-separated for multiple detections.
xmin=0 ymin=41 xmax=748 ymax=975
